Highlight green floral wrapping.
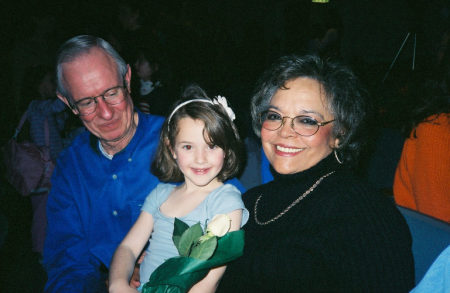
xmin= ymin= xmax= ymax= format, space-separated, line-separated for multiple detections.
xmin=142 ymin=223 xmax=244 ymax=293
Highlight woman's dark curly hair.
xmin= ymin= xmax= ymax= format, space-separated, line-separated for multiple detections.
xmin=251 ymin=54 xmax=371 ymax=166
xmin=151 ymin=84 xmax=243 ymax=182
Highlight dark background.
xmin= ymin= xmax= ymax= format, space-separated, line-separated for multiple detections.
xmin=0 ymin=0 xmax=447 ymax=135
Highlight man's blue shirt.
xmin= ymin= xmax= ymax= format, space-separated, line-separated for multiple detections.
xmin=43 ymin=111 xmax=165 ymax=292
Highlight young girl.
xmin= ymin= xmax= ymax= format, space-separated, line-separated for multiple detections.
xmin=109 ymin=85 xmax=249 ymax=293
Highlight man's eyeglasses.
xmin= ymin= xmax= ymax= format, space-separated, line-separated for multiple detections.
xmin=259 ymin=110 xmax=335 ymax=136
xmin=71 ymin=86 xmax=127 ymax=116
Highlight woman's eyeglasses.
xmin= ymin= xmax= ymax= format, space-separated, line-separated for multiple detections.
xmin=260 ymin=110 xmax=334 ymax=136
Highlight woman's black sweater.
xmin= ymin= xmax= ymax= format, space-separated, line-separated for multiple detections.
xmin=219 ymin=154 xmax=415 ymax=292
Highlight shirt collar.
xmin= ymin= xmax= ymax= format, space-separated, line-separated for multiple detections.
xmin=89 ymin=110 xmax=144 ymax=158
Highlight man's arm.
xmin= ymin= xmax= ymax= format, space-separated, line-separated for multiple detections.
xmin=43 ymin=164 xmax=102 ymax=292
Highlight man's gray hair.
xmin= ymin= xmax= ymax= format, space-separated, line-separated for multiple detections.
xmin=56 ymin=35 xmax=127 ymax=103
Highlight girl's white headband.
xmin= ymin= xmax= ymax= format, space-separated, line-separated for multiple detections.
xmin=167 ymin=96 xmax=236 ymax=130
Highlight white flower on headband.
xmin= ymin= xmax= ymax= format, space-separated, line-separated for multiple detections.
xmin=214 ymin=95 xmax=236 ymax=121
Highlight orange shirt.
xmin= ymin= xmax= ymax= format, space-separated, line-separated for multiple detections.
xmin=394 ymin=114 xmax=450 ymax=222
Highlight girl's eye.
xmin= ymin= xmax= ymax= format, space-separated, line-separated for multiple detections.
xmin=208 ymin=145 xmax=217 ymax=150
xmin=182 ymin=145 xmax=192 ymax=150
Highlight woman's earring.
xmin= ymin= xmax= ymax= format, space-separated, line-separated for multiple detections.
xmin=334 ymin=149 xmax=343 ymax=164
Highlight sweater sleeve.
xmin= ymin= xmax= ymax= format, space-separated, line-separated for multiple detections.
xmin=394 ymin=114 xmax=450 ymax=222
xmin=394 ymin=139 xmax=417 ymax=209
xmin=413 ymin=115 xmax=450 ymax=221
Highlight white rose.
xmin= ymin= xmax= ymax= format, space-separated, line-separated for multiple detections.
xmin=206 ymin=214 xmax=231 ymax=237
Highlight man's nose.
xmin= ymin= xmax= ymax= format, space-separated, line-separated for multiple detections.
xmin=95 ymin=98 xmax=113 ymax=119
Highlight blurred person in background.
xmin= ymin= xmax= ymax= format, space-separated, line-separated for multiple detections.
xmin=393 ymin=46 xmax=450 ymax=223
xmin=131 ymin=46 xmax=174 ymax=117
xmin=22 ymin=65 xmax=67 ymax=257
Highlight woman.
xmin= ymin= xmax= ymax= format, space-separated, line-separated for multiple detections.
xmin=219 ymin=55 xmax=415 ymax=292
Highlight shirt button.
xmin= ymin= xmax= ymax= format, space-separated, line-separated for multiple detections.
xmin=112 ymin=210 xmax=118 ymax=216
xmin=128 ymin=158 xmax=132 ymax=162
xmin=112 ymin=174 xmax=117 ymax=180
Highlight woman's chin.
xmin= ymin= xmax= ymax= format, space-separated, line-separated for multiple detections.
xmin=271 ymin=163 xmax=306 ymax=175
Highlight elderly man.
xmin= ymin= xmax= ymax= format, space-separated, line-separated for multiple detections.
xmin=43 ymin=35 xmax=244 ymax=292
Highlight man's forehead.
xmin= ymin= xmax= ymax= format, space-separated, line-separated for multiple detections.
xmin=62 ymin=49 xmax=120 ymax=98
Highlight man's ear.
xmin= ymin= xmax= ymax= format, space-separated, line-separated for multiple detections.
xmin=57 ymin=93 xmax=78 ymax=114
xmin=125 ymin=64 xmax=132 ymax=93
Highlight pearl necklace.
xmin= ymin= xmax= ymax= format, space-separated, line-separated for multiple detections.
xmin=254 ymin=171 xmax=335 ymax=225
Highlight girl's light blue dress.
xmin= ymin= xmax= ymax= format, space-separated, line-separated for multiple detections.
xmin=138 ymin=183 xmax=249 ymax=289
